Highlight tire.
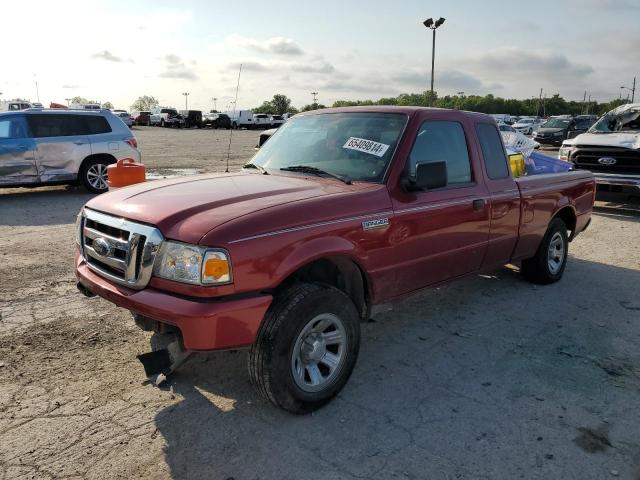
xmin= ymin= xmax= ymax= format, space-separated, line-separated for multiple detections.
xmin=248 ymin=283 xmax=361 ymax=414
xmin=521 ymin=217 xmax=568 ymax=284
xmin=160 ymin=119 xmax=165 ymax=127
xmin=79 ymin=157 xmax=112 ymax=194
xmin=232 ymin=122 xmax=238 ymax=129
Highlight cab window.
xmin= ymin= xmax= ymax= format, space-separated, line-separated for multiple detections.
xmin=476 ymin=123 xmax=509 ymax=179
xmin=408 ymin=121 xmax=472 ymax=185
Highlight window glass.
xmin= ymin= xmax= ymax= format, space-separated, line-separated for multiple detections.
xmin=251 ymin=112 xmax=407 ymax=182
xmin=476 ymin=123 xmax=509 ymax=179
xmin=408 ymin=120 xmax=472 ymax=184
xmin=0 ymin=117 xmax=28 ymax=139
xmin=26 ymin=114 xmax=85 ymax=137
xmin=85 ymin=115 xmax=112 ymax=134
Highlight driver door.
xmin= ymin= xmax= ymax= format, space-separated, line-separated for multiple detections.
xmin=0 ymin=114 xmax=38 ymax=185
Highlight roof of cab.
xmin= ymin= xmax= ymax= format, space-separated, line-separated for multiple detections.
xmin=296 ymin=105 xmax=494 ymax=122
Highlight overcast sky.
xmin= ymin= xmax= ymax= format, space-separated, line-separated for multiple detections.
xmin=2 ymin=0 xmax=638 ymax=111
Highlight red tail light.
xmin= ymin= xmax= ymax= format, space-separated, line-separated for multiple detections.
xmin=125 ymin=138 xmax=138 ymax=149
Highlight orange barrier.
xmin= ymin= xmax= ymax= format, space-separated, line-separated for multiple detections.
xmin=107 ymin=158 xmax=146 ymax=188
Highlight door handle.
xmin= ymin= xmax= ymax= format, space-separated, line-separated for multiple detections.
xmin=473 ymin=199 xmax=486 ymax=211
xmin=73 ymin=141 xmax=86 ymax=145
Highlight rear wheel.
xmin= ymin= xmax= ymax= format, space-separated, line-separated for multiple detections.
xmin=80 ymin=157 xmax=112 ymax=193
xmin=521 ymin=218 xmax=568 ymax=284
xmin=248 ymin=283 xmax=360 ymax=414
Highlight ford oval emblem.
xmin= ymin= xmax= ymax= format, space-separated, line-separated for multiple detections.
xmin=598 ymin=157 xmax=617 ymax=165
xmin=93 ymin=237 xmax=112 ymax=257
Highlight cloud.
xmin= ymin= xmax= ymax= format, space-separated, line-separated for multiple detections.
xmin=231 ymin=35 xmax=304 ymax=56
xmin=391 ymin=69 xmax=500 ymax=94
xmin=462 ymin=48 xmax=594 ymax=80
xmin=159 ymin=65 xmax=198 ymax=80
xmin=90 ymin=50 xmax=122 ymax=62
xmin=159 ymin=54 xmax=198 ymax=80
xmin=164 ymin=54 xmax=182 ymax=65
xmin=291 ymin=62 xmax=335 ymax=74
xmin=228 ymin=61 xmax=274 ymax=72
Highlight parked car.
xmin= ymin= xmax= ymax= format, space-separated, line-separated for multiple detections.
xmin=256 ymin=128 xmax=277 ymax=148
xmin=150 ymin=107 xmax=184 ymax=128
xmin=533 ymin=118 xmax=576 ymax=146
xmin=132 ymin=111 xmax=151 ymax=126
xmin=512 ymin=117 xmax=544 ymax=135
xmin=203 ymin=112 xmax=231 ymax=129
xmin=69 ymin=103 xmax=101 ymax=110
xmin=559 ymin=103 xmax=640 ymax=189
xmin=113 ymin=111 xmax=134 ymax=128
xmin=180 ymin=110 xmax=203 ymax=129
xmin=0 ymin=100 xmax=32 ymax=111
xmin=566 ymin=115 xmax=598 ymax=139
xmin=251 ymin=113 xmax=272 ymax=129
xmin=497 ymin=123 xmax=516 ymax=132
xmin=0 ymin=109 xmax=140 ymax=193
xmin=270 ymin=114 xmax=285 ymax=128
xmin=75 ymin=106 xmax=594 ymax=413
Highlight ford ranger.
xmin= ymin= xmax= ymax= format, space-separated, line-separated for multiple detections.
xmin=75 ymin=107 xmax=595 ymax=413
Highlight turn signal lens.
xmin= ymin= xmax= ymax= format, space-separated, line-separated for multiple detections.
xmin=202 ymin=251 xmax=232 ymax=284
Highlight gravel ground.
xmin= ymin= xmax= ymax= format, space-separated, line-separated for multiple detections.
xmin=1 ymin=127 xmax=639 ymax=480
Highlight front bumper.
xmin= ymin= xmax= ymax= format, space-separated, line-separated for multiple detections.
xmin=534 ymin=136 xmax=563 ymax=145
xmin=593 ymin=172 xmax=640 ymax=187
xmin=75 ymin=254 xmax=273 ymax=351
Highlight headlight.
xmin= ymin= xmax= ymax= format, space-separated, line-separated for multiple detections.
xmin=532 ymin=131 xmax=538 ymax=137
xmin=76 ymin=208 xmax=84 ymax=246
xmin=558 ymin=147 xmax=571 ymax=161
xmin=153 ymin=241 xmax=232 ymax=285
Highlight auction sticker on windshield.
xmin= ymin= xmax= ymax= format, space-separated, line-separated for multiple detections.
xmin=343 ymin=137 xmax=390 ymax=157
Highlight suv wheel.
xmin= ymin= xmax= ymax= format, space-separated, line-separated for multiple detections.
xmin=521 ymin=218 xmax=568 ymax=284
xmin=80 ymin=158 xmax=111 ymax=193
xmin=248 ymin=283 xmax=360 ymax=414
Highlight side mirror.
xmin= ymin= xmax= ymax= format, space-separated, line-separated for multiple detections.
xmin=410 ymin=161 xmax=448 ymax=190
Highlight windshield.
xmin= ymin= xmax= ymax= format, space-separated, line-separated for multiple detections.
xmin=542 ymin=119 xmax=570 ymax=128
xmin=590 ymin=108 xmax=640 ymax=133
xmin=249 ymin=112 xmax=407 ymax=182
xmin=518 ymin=119 xmax=533 ymax=124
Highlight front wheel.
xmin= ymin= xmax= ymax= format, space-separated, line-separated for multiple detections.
xmin=521 ymin=218 xmax=568 ymax=284
xmin=248 ymin=283 xmax=361 ymax=414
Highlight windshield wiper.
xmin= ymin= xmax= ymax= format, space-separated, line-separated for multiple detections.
xmin=280 ymin=165 xmax=352 ymax=184
xmin=242 ymin=163 xmax=269 ymax=174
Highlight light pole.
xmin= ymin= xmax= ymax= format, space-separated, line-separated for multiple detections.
xmin=621 ymin=76 xmax=636 ymax=103
xmin=423 ymin=17 xmax=445 ymax=106
xmin=311 ymin=92 xmax=318 ymax=106
xmin=212 ymin=97 xmax=218 ymax=112
xmin=65 ymin=98 xmax=71 ymax=106
xmin=182 ymin=92 xmax=189 ymax=110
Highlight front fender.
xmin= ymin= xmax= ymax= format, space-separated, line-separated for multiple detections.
xmin=273 ymin=235 xmax=368 ymax=285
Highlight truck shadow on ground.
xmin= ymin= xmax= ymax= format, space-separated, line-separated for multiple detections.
xmin=155 ymin=257 xmax=640 ymax=480
xmin=0 ymin=185 xmax=93 ymax=227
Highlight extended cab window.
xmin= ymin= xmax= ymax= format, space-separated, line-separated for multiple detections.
xmin=408 ymin=121 xmax=471 ymax=184
xmin=0 ymin=116 xmax=28 ymax=139
xmin=250 ymin=112 xmax=407 ymax=182
xmin=476 ymin=123 xmax=509 ymax=179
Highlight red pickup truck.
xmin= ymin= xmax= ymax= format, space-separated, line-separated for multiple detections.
xmin=75 ymin=107 xmax=595 ymax=413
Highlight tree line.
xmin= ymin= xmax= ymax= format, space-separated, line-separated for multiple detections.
xmin=126 ymin=91 xmax=627 ymax=117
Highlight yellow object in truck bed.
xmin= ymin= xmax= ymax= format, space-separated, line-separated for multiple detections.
xmin=508 ymin=152 xmax=526 ymax=177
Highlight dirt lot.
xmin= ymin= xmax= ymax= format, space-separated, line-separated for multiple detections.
xmin=1 ymin=127 xmax=640 ymax=480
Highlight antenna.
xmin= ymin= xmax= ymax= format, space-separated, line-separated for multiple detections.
xmin=225 ymin=63 xmax=243 ymax=173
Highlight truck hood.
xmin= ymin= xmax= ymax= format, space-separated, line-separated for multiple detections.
xmin=85 ymin=172 xmax=355 ymax=244
xmin=563 ymin=132 xmax=640 ymax=149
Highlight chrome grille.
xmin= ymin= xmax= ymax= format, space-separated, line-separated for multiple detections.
xmin=79 ymin=208 xmax=164 ymax=289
